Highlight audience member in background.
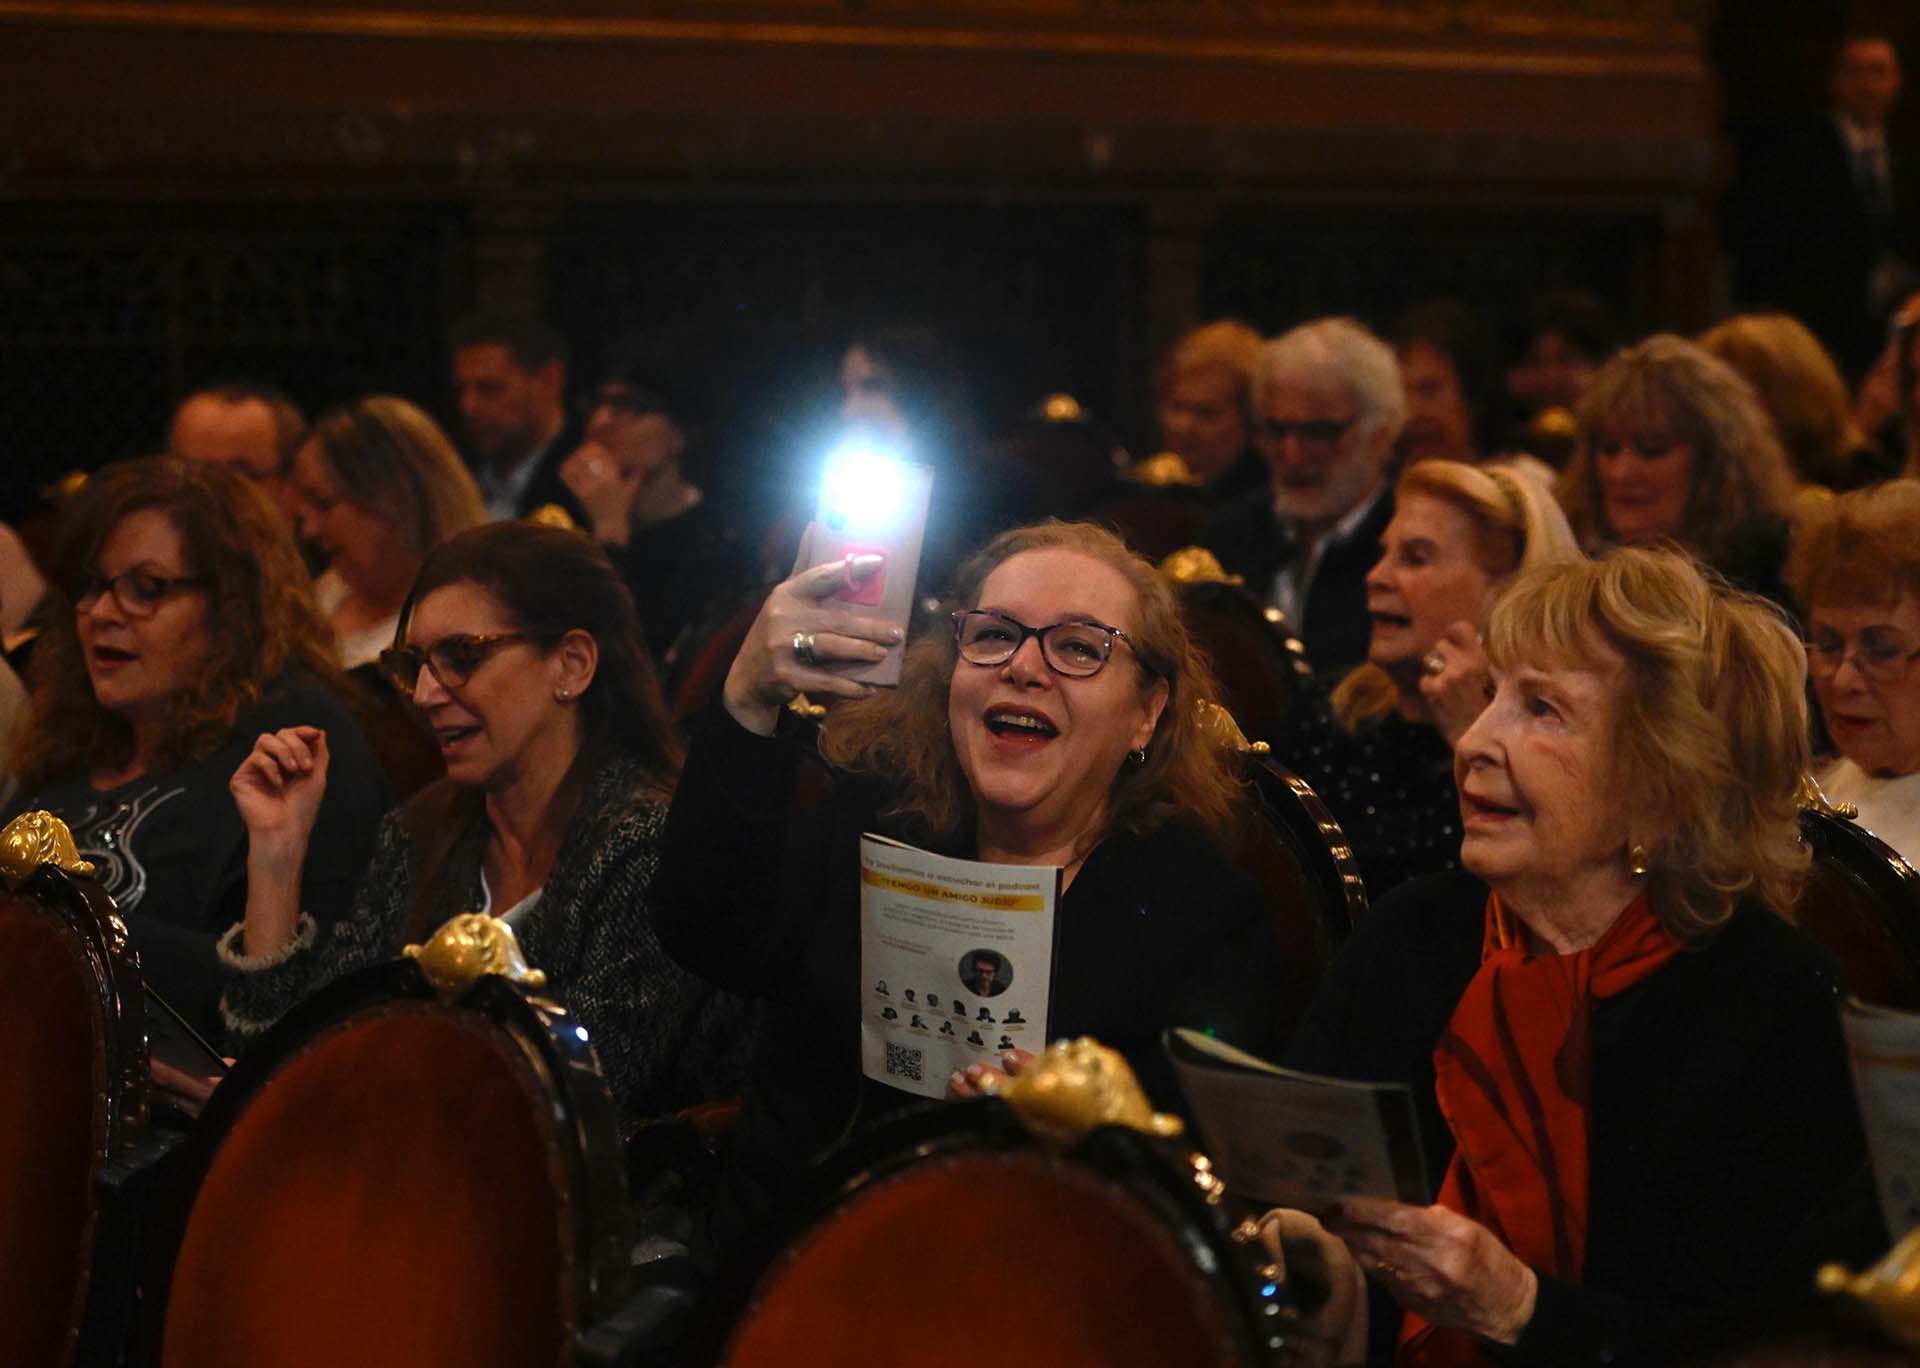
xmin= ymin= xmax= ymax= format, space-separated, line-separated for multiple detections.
xmin=0 ymin=519 xmax=50 ymax=669
xmin=1278 ymin=460 xmax=1579 ymax=899
xmin=449 ymin=311 xmax=585 ymax=524
xmin=222 ymin=523 xmax=747 ymax=1134
xmin=1558 ymin=335 xmax=1800 ymax=605
xmin=655 ymin=520 xmax=1285 ymax=1263
xmin=1852 ymin=296 xmax=1920 ymax=472
xmin=1202 ymin=316 xmax=1404 ymax=676
xmin=1739 ymin=30 xmax=1915 ymax=379
xmin=3 ymin=457 xmax=384 ymax=1035
xmin=1392 ymin=299 xmax=1507 ymax=468
xmin=290 ymin=396 xmax=488 ymax=669
xmin=836 ymin=324 xmax=1010 ymax=590
xmin=1148 ymin=319 xmax=1265 ymax=500
xmin=1788 ymin=480 xmax=1920 ymax=860
xmin=1289 ymin=548 xmax=1863 ymax=1366
xmin=1699 ymin=312 xmax=1894 ymax=491
xmin=560 ymin=341 xmax=749 ymax=668
xmin=1506 ymin=290 xmax=1617 ymax=471
xmin=167 ymin=380 xmax=307 ymax=513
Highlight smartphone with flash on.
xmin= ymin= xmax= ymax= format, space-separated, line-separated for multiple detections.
xmin=798 ymin=439 xmax=935 ymax=686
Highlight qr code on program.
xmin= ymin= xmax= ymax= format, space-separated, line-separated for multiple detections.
xmin=884 ymin=1042 xmax=924 ymax=1084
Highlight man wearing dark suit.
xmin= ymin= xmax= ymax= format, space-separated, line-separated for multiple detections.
xmin=1740 ymin=32 xmax=1916 ymax=380
xmin=1201 ymin=317 xmax=1404 ymax=678
xmin=449 ymin=312 xmax=588 ymax=524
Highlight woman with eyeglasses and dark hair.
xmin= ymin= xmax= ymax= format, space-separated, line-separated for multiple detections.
xmin=653 ymin=518 xmax=1286 ymax=1260
xmin=4 ymin=456 xmax=386 ymax=1037
xmin=558 ymin=340 xmax=749 ymax=667
xmin=221 ymin=521 xmax=749 ymax=1133
xmin=1788 ymin=479 xmax=1920 ymax=860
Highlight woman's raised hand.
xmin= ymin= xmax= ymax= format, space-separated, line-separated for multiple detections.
xmin=722 ymin=542 xmax=903 ymax=736
xmin=1323 ymin=1196 xmax=1538 ymax=1347
xmin=559 ymin=440 xmax=643 ymax=547
xmin=1418 ymin=621 xmax=1492 ymax=749
xmin=230 ymin=726 xmax=331 ymax=859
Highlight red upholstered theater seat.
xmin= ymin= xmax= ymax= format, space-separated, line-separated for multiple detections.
xmin=0 ymin=892 xmax=105 ymax=1368
xmin=0 ymin=863 xmax=147 ymax=1368
xmin=160 ymin=1004 xmax=573 ymax=1368
xmin=723 ymin=1107 xmax=1286 ymax=1367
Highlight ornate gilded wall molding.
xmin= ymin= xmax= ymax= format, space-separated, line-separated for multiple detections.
xmin=0 ymin=1 xmax=1705 ymax=78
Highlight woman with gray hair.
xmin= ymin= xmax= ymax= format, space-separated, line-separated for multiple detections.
xmin=1203 ymin=316 xmax=1407 ymax=674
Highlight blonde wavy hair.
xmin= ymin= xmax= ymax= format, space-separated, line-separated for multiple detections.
xmin=16 ymin=456 xmax=342 ymax=789
xmin=1785 ymin=478 xmax=1920 ymax=613
xmin=1485 ymin=547 xmax=1810 ymax=940
xmin=1698 ymin=313 xmax=1866 ymax=489
xmin=1559 ymin=335 xmax=1799 ymax=564
xmin=1331 ymin=460 xmax=1580 ymax=730
xmin=818 ymin=520 xmax=1242 ymax=848
xmin=1155 ymin=320 xmax=1261 ymax=404
xmin=300 ymin=395 xmax=486 ymax=555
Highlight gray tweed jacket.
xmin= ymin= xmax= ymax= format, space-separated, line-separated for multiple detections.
xmin=221 ymin=754 xmax=751 ymax=1134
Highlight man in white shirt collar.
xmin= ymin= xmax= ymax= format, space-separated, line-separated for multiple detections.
xmin=1253 ymin=318 xmax=1404 ymax=637
xmin=450 ymin=313 xmax=576 ymax=522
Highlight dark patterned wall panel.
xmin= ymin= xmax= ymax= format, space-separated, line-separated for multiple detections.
xmin=549 ymin=199 xmax=1146 ymax=496
xmin=0 ymin=207 xmax=464 ymax=522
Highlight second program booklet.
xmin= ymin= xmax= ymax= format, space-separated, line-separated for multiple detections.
xmin=1165 ymin=1027 xmax=1429 ymax=1213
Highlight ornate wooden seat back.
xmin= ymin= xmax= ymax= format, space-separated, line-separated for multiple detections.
xmin=0 ymin=858 xmax=144 ymax=1368
xmin=154 ymin=961 xmax=630 ymax=1368
xmin=1174 ymin=577 xmax=1310 ymax=751
xmin=1796 ymin=808 xmax=1920 ymax=1011
xmin=1230 ymin=753 xmax=1366 ymax=1041
xmin=724 ymin=1103 xmax=1285 ymax=1368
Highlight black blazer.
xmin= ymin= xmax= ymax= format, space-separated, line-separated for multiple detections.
xmin=1288 ymin=871 xmax=1868 ymax=1367
xmin=1200 ymin=483 xmax=1394 ymax=678
xmin=1740 ymin=118 xmax=1918 ymax=376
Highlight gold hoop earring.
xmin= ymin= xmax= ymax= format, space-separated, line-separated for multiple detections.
xmin=1628 ymin=844 xmax=1650 ymax=878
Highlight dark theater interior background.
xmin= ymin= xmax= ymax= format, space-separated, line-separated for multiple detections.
xmin=0 ymin=0 xmax=1908 ymax=520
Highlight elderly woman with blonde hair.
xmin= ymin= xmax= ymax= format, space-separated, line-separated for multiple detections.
xmin=1277 ymin=458 xmax=1579 ymax=898
xmin=1286 ymin=547 xmax=1864 ymax=1367
xmin=1559 ymin=335 xmax=1801 ymax=603
xmin=1789 ymin=478 xmax=1920 ymax=859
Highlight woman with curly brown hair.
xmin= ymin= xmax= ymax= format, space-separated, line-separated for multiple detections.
xmin=653 ymin=518 xmax=1285 ymax=1261
xmin=1558 ymin=335 xmax=1801 ymax=603
xmin=4 ymin=456 xmax=385 ymax=1034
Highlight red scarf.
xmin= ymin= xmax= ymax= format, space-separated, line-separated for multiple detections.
xmin=1397 ymin=892 xmax=1681 ymax=1368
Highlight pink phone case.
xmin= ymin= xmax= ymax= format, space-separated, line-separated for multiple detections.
xmin=801 ymin=461 xmax=935 ymax=686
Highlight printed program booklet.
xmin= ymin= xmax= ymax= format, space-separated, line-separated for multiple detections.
xmin=1840 ymin=996 xmax=1920 ymax=1238
xmin=1165 ymin=1027 xmax=1429 ymax=1213
xmin=858 ymin=833 xmax=1059 ymax=1100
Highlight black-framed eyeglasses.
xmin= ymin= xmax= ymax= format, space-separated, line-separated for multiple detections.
xmin=72 ymin=569 xmax=207 ymax=619
xmin=1257 ymin=417 xmax=1356 ymax=448
xmin=1805 ymin=628 xmax=1920 ymax=684
xmin=378 ymin=632 xmax=546 ymax=698
xmin=951 ymin=609 xmax=1140 ymax=679
xmin=578 ymin=385 xmax=667 ymax=423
